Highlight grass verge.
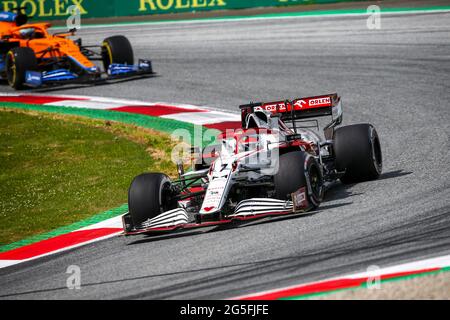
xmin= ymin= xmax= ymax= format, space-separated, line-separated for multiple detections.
xmin=0 ymin=108 xmax=177 ymax=245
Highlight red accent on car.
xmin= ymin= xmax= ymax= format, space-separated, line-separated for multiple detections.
xmin=252 ymin=94 xmax=337 ymax=115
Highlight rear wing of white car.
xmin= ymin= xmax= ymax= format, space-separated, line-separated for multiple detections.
xmin=239 ymin=93 xmax=343 ymax=137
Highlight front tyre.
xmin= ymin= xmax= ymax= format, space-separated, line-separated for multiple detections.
xmin=274 ymin=151 xmax=323 ymax=209
xmin=102 ymin=35 xmax=134 ymax=71
xmin=334 ymin=124 xmax=382 ymax=184
xmin=128 ymin=173 xmax=177 ymax=227
xmin=6 ymin=47 xmax=38 ymax=90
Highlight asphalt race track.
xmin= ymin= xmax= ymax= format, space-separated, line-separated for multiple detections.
xmin=1 ymin=11 xmax=450 ymax=299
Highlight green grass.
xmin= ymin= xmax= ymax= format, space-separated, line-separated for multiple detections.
xmin=0 ymin=108 xmax=177 ymax=245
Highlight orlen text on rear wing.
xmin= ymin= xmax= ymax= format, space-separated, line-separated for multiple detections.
xmin=239 ymin=93 xmax=343 ymax=137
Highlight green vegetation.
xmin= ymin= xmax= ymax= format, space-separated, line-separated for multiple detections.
xmin=0 ymin=108 xmax=177 ymax=245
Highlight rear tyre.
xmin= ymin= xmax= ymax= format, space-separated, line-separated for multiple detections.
xmin=102 ymin=35 xmax=134 ymax=71
xmin=334 ymin=124 xmax=382 ymax=184
xmin=128 ymin=173 xmax=177 ymax=227
xmin=6 ymin=47 xmax=37 ymax=90
xmin=274 ymin=151 xmax=323 ymax=208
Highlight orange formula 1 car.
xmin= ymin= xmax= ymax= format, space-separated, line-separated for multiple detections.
xmin=0 ymin=9 xmax=154 ymax=89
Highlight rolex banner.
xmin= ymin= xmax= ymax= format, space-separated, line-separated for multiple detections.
xmin=0 ymin=0 xmax=364 ymax=21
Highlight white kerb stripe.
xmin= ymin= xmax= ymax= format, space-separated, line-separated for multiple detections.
xmin=77 ymin=215 xmax=124 ymax=231
xmin=0 ymin=260 xmax=20 ymax=269
xmin=346 ymin=254 xmax=450 ymax=279
xmin=44 ymin=100 xmax=126 ymax=109
xmin=161 ymin=111 xmax=240 ymax=125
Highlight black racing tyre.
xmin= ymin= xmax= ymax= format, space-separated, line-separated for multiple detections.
xmin=334 ymin=124 xmax=383 ymax=184
xmin=102 ymin=35 xmax=134 ymax=71
xmin=128 ymin=173 xmax=177 ymax=226
xmin=274 ymin=151 xmax=323 ymax=208
xmin=6 ymin=47 xmax=37 ymax=90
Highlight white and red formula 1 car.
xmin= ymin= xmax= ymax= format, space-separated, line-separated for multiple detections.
xmin=122 ymin=93 xmax=383 ymax=235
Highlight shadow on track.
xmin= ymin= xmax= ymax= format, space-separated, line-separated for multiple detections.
xmin=127 ymin=230 xmax=207 ymax=245
xmin=322 ymin=170 xmax=412 ymax=203
xmin=378 ymin=170 xmax=413 ymax=181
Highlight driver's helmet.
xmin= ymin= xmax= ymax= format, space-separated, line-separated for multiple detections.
xmin=244 ymin=110 xmax=272 ymax=130
xmin=19 ymin=28 xmax=35 ymax=39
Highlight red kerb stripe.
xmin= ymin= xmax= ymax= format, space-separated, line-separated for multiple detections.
xmin=111 ymin=105 xmax=207 ymax=117
xmin=204 ymin=121 xmax=242 ymax=132
xmin=0 ymin=95 xmax=85 ymax=105
xmin=0 ymin=228 xmax=122 ymax=260
xmin=240 ymin=267 xmax=442 ymax=300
